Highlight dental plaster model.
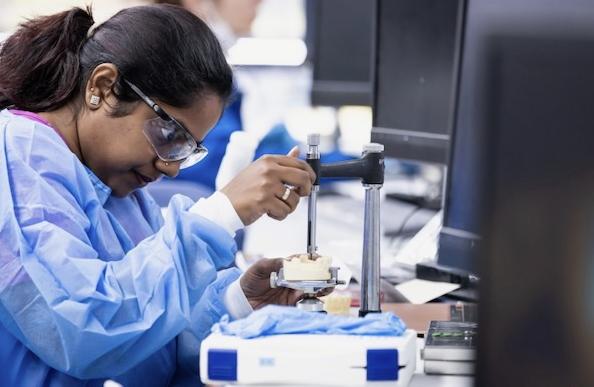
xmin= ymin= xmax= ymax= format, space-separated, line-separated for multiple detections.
xmin=283 ymin=254 xmax=332 ymax=281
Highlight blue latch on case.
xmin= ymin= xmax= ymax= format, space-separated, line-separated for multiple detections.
xmin=208 ymin=349 xmax=238 ymax=381
xmin=367 ymin=349 xmax=399 ymax=381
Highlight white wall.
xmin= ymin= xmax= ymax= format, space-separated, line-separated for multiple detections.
xmin=0 ymin=0 xmax=148 ymax=33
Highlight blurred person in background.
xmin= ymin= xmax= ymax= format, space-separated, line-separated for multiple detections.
xmin=173 ymin=0 xmax=262 ymax=50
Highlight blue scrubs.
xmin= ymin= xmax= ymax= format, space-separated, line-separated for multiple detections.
xmin=0 ymin=110 xmax=240 ymax=386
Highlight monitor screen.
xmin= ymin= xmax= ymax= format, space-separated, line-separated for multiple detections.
xmin=437 ymin=0 xmax=594 ymax=273
xmin=371 ymin=0 xmax=465 ymax=164
xmin=307 ymin=0 xmax=374 ymax=107
xmin=437 ymin=3 xmax=594 ymax=383
xmin=437 ymin=0 xmax=496 ymax=272
xmin=476 ymin=32 xmax=594 ymax=387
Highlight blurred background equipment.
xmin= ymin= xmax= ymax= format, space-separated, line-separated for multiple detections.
xmin=367 ymin=0 xmax=468 ymax=296
xmin=371 ymin=0 xmax=468 ymax=276
xmin=306 ymin=0 xmax=374 ymax=107
xmin=371 ymin=0 xmax=465 ymax=165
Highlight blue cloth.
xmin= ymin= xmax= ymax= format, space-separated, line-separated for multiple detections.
xmin=0 ymin=109 xmax=240 ymax=386
xmin=212 ymin=305 xmax=407 ymax=339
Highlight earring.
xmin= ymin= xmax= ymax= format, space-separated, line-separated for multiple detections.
xmin=165 ymin=162 xmax=170 ymax=166
xmin=90 ymin=95 xmax=100 ymax=105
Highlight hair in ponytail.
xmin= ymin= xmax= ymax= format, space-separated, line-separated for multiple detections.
xmin=0 ymin=4 xmax=232 ymax=114
xmin=0 ymin=7 xmax=94 ymax=111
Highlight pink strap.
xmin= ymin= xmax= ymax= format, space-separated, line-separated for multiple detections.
xmin=10 ymin=109 xmax=68 ymax=145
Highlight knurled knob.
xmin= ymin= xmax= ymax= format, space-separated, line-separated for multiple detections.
xmin=307 ymin=133 xmax=320 ymax=146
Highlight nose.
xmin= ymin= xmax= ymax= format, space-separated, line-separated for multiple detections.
xmin=155 ymin=159 xmax=181 ymax=178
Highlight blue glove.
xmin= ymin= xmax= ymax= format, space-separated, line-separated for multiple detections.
xmin=212 ymin=305 xmax=407 ymax=339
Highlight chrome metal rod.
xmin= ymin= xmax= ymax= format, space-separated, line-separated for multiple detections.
xmin=360 ymin=184 xmax=382 ymax=315
xmin=307 ymin=186 xmax=319 ymax=256
xmin=306 ymin=134 xmax=320 ymax=258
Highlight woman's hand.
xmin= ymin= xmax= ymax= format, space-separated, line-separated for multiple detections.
xmin=221 ymin=147 xmax=316 ymax=226
xmin=240 ymin=257 xmax=335 ymax=310
xmin=240 ymin=258 xmax=303 ymax=309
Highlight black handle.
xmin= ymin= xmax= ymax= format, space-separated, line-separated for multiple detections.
xmin=306 ymin=157 xmax=321 ymax=185
xmin=320 ymin=151 xmax=384 ymax=185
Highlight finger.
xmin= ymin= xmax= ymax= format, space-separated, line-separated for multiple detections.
xmin=288 ymin=289 xmax=305 ymax=305
xmin=316 ymin=287 xmax=335 ymax=297
xmin=287 ymin=146 xmax=300 ymax=158
xmin=276 ymin=186 xmax=299 ymax=212
xmin=284 ymin=189 xmax=300 ymax=212
xmin=266 ymin=197 xmax=292 ymax=221
xmin=275 ymin=166 xmax=313 ymax=196
xmin=269 ymin=257 xmax=284 ymax=271
xmin=252 ymin=257 xmax=283 ymax=277
xmin=262 ymin=155 xmax=316 ymax=183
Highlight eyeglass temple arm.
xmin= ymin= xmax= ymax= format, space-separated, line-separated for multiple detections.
xmin=123 ymin=79 xmax=168 ymax=120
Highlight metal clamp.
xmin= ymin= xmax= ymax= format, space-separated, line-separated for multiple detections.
xmin=270 ymin=267 xmax=345 ymax=295
xmin=270 ymin=267 xmax=345 ymax=312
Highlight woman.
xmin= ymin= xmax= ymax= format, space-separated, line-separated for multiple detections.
xmin=0 ymin=5 xmax=314 ymax=386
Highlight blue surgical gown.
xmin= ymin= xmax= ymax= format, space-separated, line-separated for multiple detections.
xmin=0 ymin=109 xmax=240 ymax=386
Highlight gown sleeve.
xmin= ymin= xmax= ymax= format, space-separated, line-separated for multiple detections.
xmin=0 ymin=115 xmax=237 ymax=379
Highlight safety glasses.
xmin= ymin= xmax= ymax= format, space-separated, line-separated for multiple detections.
xmin=123 ymin=79 xmax=208 ymax=169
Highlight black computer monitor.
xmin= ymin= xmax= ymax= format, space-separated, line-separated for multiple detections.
xmin=454 ymin=0 xmax=594 ymax=385
xmin=436 ymin=0 xmax=482 ymax=273
xmin=476 ymin=32 xmax=594 ymax=387
xmin=437 ymin=0 xmax=594 ymax=382
xmin=371 ymin=0 xmax=465 ymax=164
xmin=437 ymin=0 xmax=594 ymax=275
xmin=306 ymin=0 xmax=374 ymax=107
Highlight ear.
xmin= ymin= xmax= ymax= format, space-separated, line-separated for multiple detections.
xmin=84 ymin=63 xmax=119 ymax=110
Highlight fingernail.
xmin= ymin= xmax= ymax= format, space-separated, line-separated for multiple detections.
xmin=287 ymin=146 xmax=299 ymax=156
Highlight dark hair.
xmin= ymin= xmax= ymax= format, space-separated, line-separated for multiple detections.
xmin=0 ymin=5 xmax=233 ymax=113
xmin=154 ymin=0 xmax=183 ymax=5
